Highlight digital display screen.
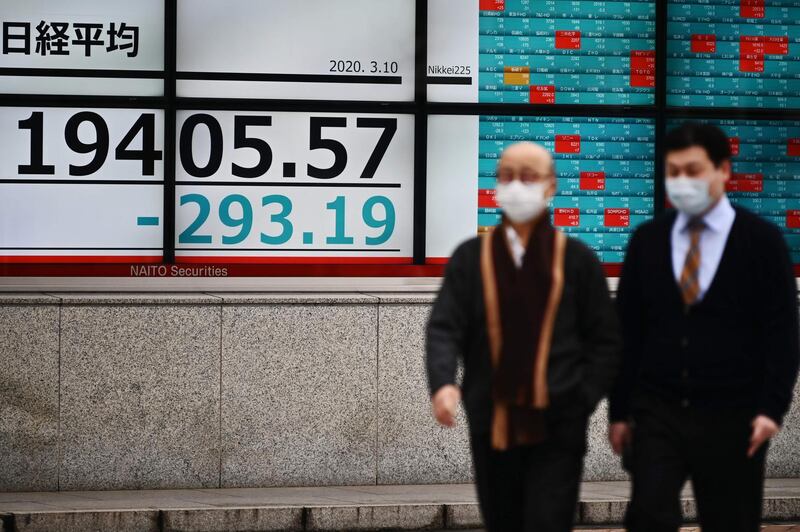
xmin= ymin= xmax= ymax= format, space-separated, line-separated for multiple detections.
xmin=427 ymin=115 xmax=655 ymax=263
xmin=3 ymin=1 xmax=800 ymax=278
xmin=428 ymin=0 xmax=656 ymax=105
xmin=668 ymin=118 xmax=800 ymax=262
xmin=667 ymin=0 xmax=800 ymax=108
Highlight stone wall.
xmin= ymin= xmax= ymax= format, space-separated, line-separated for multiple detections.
xmin=1 ymin=292 xmax=798 ymax=491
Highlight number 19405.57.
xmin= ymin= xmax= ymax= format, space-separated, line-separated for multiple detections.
xmin=16 ymin=112 xmax=397 ymax=181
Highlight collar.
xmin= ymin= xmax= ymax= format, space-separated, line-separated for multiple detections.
xmin=504 ymin=224 xmax=526 ymax=268
xmin=675 ymin=194 xmax=735 ymax=234
xmin=504 ymin=224 xmax=522 ymax=245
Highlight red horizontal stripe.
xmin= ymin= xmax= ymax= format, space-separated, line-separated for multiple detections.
xmin=0 ymin=263 xmax=445 ymax=277
xmin=0 ymin=255 xmax=162 ymax=264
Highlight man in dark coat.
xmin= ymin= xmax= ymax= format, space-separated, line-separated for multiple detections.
xmin=609 ymin=122 xmax=800 ymax=531
xmin=426 ymin=141 xmax=621 ymax=532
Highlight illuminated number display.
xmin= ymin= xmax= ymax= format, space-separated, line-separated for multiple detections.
xmin=174 ymin=111 xmax=414 ymax=263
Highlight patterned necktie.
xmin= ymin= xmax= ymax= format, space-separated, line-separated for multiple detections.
xmin=679 ymin=217 xmax=706 ymax=306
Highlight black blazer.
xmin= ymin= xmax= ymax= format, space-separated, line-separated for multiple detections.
xmin=609 ymin=206 xmax=800 ymax=425
xmin=426 ymin=235 xmax=621 ymax=433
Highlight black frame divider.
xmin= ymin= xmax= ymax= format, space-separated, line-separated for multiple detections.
xmin=654 ymin=0 xmax=668 ymax=213
xmin=163 ymin=0 xmax=177 ymax=264
xmin=412 ymin=0 xmax=428 ymax=265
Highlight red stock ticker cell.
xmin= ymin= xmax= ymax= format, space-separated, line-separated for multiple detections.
xmin=580 ymin=171 xmax=606 ymax=191
xmin=630 ymin=50 xmax=655 ymax=87
xmin=554 ymin=208 xmax=581 ymax=227
xmin=691 ymin=34 xmax=717 ymax=53
xmin=605 ymin=209 xmax=630 ymax=228
xmin=726 ymin=173 xmax=764 ymax=193
xmin=480 ymin=0 xmax=505 ymax=10
xmin=556 ymin=31 xmax=581 ymax=50
xmin=740 ymin=55 xmax=765 ymax=73
xmin=741 ymin=35 xmax=767 ymax=55
xmin=729 ymin=137 xmax=740 ymax=156
xmin=478 ymin=189 xmax=498 ymax=208
xmin=631 ymin=73 xmax=656 ymax=87
xmin=788 ymin=138 xmax=800 ymax=157
xmin=530 ymin=85 xmax=556 ymax=104
xmin=764 ymin=36 xmax=789 ymax=55
xmin=787 ymin=211 xmax=800 ymax=229
xmin=555 ymin=134 xmax=581 ymax=154
xmin=740 ymin=0 xmax=765 ymax=19
xmin=630 ymin=50 xmax=656 ymax=70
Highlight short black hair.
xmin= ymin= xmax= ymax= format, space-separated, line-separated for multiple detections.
xmin=664 ymin=122 xmax=732 ymax=167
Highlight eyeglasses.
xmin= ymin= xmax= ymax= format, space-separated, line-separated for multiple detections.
xmin=496 ymin=169 xmax=553 ymax=184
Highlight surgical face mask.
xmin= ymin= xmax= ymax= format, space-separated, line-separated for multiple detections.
xmin=665 ymin=176 xmax=713 ymax=217
xmin=495 ymin=180 xmax=550 ymax=223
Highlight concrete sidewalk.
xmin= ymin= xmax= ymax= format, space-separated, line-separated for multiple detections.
xmin=2 ymin=480 xmax=800 ymax=531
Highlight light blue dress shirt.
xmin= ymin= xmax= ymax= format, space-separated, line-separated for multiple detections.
xmin=671 ymin=195 xmax=737 ymax=302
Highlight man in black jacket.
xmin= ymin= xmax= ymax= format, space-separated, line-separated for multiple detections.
xmin=426 ymin=141 xmax=620 ymax=532
xmin=608 ymin=122 xmax=800 ymax=532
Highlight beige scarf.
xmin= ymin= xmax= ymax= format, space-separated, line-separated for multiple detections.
xmin=480 ymin=217 xmax=567 ymax=450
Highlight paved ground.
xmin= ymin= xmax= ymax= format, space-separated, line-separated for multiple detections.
xmin=3 ymin=478 xmax=800 ymax=512
xmin=2 ymin=480 xmax=800 ymax=530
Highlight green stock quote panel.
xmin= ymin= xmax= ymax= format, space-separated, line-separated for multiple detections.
xmin=427 ymin=115 xmax=655 ymax=263
xmin=667 ymin=0 xmax=800 ymax=108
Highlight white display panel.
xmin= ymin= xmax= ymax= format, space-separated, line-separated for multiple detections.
xmin=176 ymin=0 xmax=415 ymax=101
xmin=427 ymin=0 xmax=480 ymax=103
xmin=175 ymin=111 xmax=414 ymax=262
xmin=0 ymin=107 xmax=164 ymax=260
xmin=426 ymin=115 xmax=480 ymax=261
xmin=0 ymin=0 xmax=164 ymax=96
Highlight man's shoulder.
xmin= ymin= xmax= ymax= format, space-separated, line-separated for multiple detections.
xmin=454 ymin=235 xmax=482 ymax=254
xmin=729 ymin=206 xmax=790 ymax=261
xmin=732 ymin=205 xmax=783 ymax=238
xmin=564 ymin=233 xmax=600 ymax=263
xmin=626 ymin=211 xmax=677 ymax=250
xmin=447 ymin=235 xmax=482 ymax=266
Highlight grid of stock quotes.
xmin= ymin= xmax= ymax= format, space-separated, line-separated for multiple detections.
xmin=478 ymin=116 xmax=655 ymax=263
xmin=478 ymin=0 xmax=656 ymax=105
xmin=667 ymin=0 xmax=800 ymax=108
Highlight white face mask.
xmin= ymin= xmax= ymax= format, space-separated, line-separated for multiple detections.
xmin=495 ymin=180 xmax=550 ymax=223
xmin=665 ymin=176 xmax=713 ymax=217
